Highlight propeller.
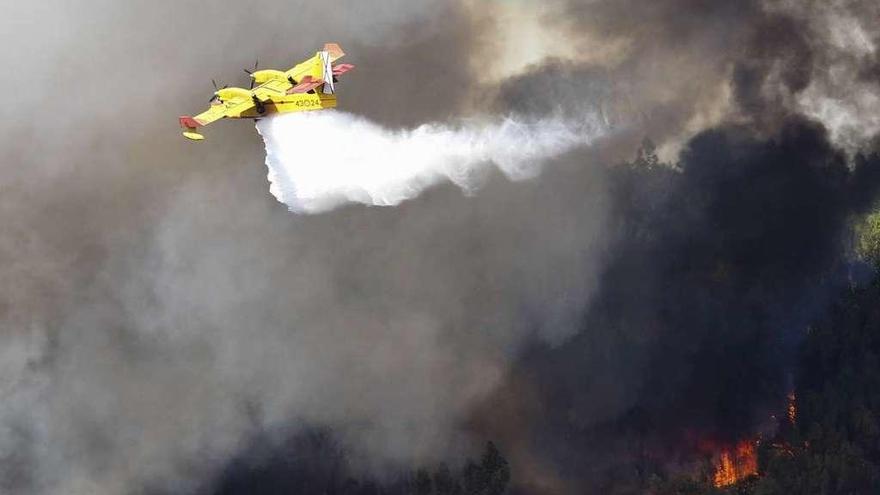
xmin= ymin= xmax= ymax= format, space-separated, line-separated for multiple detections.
xmin=243 ymin=59 xmax=259 ymax=89
xmin=209 ymin=79 xmax=228 ymax=103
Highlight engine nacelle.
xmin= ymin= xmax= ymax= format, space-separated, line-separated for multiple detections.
xmin=215 ymin=87 xmax=253 ymax=100
xmin=250 ymin=69 xmax=287 ymax=85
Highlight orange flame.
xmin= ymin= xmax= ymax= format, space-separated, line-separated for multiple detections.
xmin=713 ymin=440 xmax=758 ymax=487
xmin=787 ymin=392 xmax=796 ymax=425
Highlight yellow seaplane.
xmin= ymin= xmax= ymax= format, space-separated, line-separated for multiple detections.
xmin=179 ymin=43 xmax=354 ymax=140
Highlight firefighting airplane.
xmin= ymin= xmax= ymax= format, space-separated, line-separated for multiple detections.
xmin=179 ymin=43 xmax=354 ymax=140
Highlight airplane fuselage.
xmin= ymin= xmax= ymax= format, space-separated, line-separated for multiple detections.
xmin=220 ymin=91 xmax=337 ymax=119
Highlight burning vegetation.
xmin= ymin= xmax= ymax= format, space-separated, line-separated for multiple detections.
xmin=649 ymin=214 xmax=880 ymax=495
xmin=712 ymin=440 xmax=758 ymax=488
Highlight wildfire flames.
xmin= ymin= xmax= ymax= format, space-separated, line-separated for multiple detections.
xmin=702 ymin=392 xmax=795 ymax=488
xmin=713 ymin=440 xmax=758 ymax=488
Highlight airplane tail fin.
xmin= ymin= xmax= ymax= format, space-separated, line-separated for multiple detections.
xmin=319 ymin=43 xmax=353 ymax=94
xmin=320 ymin=51 xmax=335 ymax=94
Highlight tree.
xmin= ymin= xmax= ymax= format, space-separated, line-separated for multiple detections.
xmin=479 ymin=442 xmax=510 ymax=495
xmin=856 ymin=211 xmax=880 ymax=267
xmin=414 ymin=468 xmax=433 ymax=495
xmin=634 ymin=137 xmax=660 ymax=169
xmin=433 ymin=463 xmax=462 ymax=495
xmin=462 ymin=442 xmax=510 ymax=495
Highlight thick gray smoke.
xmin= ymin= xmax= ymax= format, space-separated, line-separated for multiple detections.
xmin=497 ymin=0 xmax=880 ymax=160
xmin=2 ymin=0 xmax=880 ymax=494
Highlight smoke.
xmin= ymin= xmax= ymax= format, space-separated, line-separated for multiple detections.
xmin=463 ymin=0 xmax=880 ymax=489
xmin=257 ymin=111 xmax=605 ymax=213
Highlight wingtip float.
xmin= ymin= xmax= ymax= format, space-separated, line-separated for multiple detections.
xmin=179 ymin=42 xmax=354 ymax=141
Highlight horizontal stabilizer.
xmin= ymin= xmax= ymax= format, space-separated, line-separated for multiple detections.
xmin=288 ymin=75 xmax=324 ymax=94
xmin=183 ymin=131 xmax=205 ymax=141
xmin=332 ymin=63 xmax=355 ymax=76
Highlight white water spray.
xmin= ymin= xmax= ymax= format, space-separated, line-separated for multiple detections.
xmin=256 ymin=110 xmax=605 ymax=213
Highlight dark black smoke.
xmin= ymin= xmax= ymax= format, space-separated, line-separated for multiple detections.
xmin=492 ymin=0 xmax=880 ymax=483
xmin=475 ymin=117 xmax=880 ymax=492
xmin=470 ymin=5 xmax=880 ymax=489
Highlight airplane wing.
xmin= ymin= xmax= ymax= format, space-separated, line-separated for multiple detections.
xmin=257 ymin=77 xmax=291 ymax=94
xmin=192 ymin=104 xmax=228 ymax=126
xmin=252 ymin=78 xmax=290 ymax=101
xmin=196 ymin=97 xmax=255 ymax=122
xmin=179 ymin=104 xmax=228 ymax=140
xmin=222 ymin=97 xmax=258 ymax=115
xmin=179 ymin=97 xmax=255 ymax=140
